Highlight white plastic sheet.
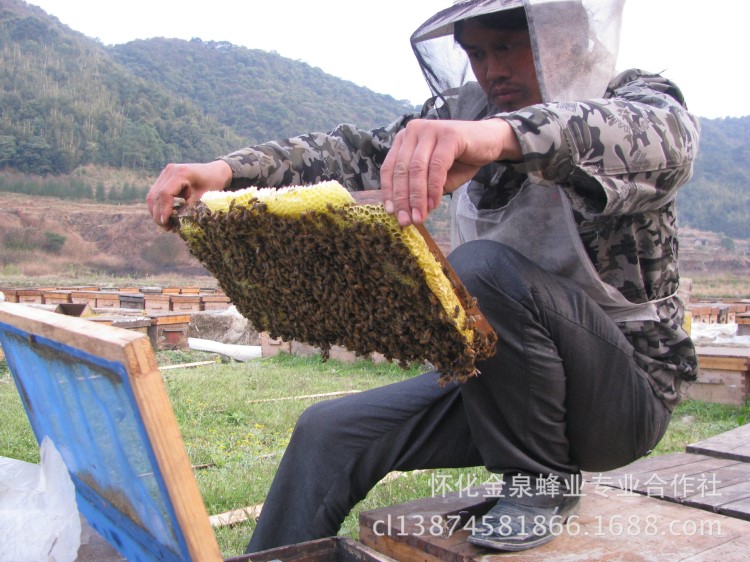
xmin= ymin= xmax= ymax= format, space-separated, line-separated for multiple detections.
xmin=691 ymin=322 xmax=750 ymax=347
xmin=0 ymin=437 xmax=81 ymax=562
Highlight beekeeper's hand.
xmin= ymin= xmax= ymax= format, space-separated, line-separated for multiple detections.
xmin=147 ymin=161 xmax=232 ymax=230
xmin=380 ymin=119 xmax=521 ymax=227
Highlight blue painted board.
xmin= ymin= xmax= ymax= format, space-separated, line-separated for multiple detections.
xmin=0 ymin=304 xmax=222 ymax=561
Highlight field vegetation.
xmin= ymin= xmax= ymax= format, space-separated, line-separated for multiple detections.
xmin=1 ymin=351 xmax=747 ymax=556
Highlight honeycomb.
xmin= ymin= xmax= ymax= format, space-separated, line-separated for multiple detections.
xmin=177 ymin=181 xmax=497 ymax=383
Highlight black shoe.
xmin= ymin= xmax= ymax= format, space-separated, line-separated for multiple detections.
xmin=467 ymin=494 xmax=580 ymax=552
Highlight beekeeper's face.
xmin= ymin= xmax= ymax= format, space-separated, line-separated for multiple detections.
xmin=456 ymin=19 xmax=542 ymax=112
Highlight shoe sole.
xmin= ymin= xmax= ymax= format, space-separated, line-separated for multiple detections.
xmin=467 ymin=504 xmax=580 ymax=552
xmin=467 ymin=531 xmax=556 ymax=552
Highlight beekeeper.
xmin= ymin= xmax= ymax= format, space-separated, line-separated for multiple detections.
xmin=147 ymin=0 xmax=699 ymax=553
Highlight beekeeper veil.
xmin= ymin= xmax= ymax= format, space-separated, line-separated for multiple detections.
xmin=411 ymin=0 xmax=626 ymax=114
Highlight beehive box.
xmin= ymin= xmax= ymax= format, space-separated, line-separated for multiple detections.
xmin=226 ymin=537 xmax=395 ymax=562
xmin=202 ymin=294 xmax=231 ymax=311
xmin=260 ymin=333 xmax=292 ymax=357
xmin=737 ymin=312 xmax=750 ymax=337
xmin=89 ymin=315 xmax=152 ymax=338
xmin=94 ymin=292 xmax=120 ymax=309
xmin=16 ymin=289 xmax=43 ymax=304
xmin=145 ymin=293 xmax=172 ymax=313
xmin=148 ymin=313 xmax=192 ymax=350
xmin=119 ymin=293 xmax=145 ymax=310
xmin=118 ymin=286 xmax=140 ymax=293
xmin=0 ymin=288 xmax=20 ymax=303
xmin=170 ymin=294 xmax=203 ymax=313
xmin=180 ymin=286 xmax=201 ymax=295
xmin=42 ymin=290 xmax=72 ymax=305
xmin=71 ymin=290 xmax=101 ymax=308
xmin=687 ymin=346 xmax=750 ymax=405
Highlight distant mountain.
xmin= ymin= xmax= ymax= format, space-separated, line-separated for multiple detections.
xmin=0 ymin=0 xmax=415 ymax=175
xmin=675 ymin=116 xmax=750 ymax=240
xmin=0 ymin=0 xmax=748 ymax=241
xmin=108 ymin=38 xmax=416 ymax=146
xmin=0 ymin=0 xmax=245 ymax=173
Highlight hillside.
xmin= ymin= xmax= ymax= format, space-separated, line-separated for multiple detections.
xmin=108 ymin=38 xmax=416 ymax=145
xmin=676 ymin=116 xmax=750 ymax=240
xmin=1 ymin=191 xmax=748 ymax=294
xmin=0 ymin=0 xmax=748 ymax=291
xmin=0 ymin=0 xmax=415 ymax=176
xmin=0 ymin=0 xmax=245 ymax=173
xmin=0 ymin=191 xmax=206 ymax=279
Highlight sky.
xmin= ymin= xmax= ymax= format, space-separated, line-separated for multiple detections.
xmin=26 ymin=0 xmax=748 ymax=119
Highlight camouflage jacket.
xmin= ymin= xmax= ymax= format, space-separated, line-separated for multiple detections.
xmin=220 ymin=69 xmax=700 ymax=410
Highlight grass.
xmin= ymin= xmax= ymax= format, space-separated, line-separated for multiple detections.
xmin=0 ymin=352 xmax=748 ymax=556
xmin=688 ymin=272 xmax=750 ymax=300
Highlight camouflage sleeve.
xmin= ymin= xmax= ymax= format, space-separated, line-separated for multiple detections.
xmin=218 ymin=114 xmax=415 ymax=192
xmin=497 ymin=70 xmax=701 ymax=217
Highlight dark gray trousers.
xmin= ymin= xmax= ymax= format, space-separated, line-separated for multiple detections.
xmin=246 ymin=240 xmax=671 ymax=552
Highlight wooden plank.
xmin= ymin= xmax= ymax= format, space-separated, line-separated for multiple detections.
xmin=160 ymin=360 xmax=220 ymax=371
xmin=0 ymin=302 xmax=222 ymax=562
xmin=226 ymin=537 xmax=398 ymax=562
xmin=209 ymin=504 xmax=263 ymax=528
xmin=589 ymin=447 xmax=750 ymax=521
xmin=591 ymin=451 xmax=723 ymax=482
xmin=695 ymin=346 xmax=750 ymax=360
xmin=687 ymin=424 xmax=750 ymax=462
xmin=359 ymin=485 xmax=750 ymax=561
xmin=698 ymin=356 xmax=749 ymax=370
xmin=683 ymin=476 xmax=750 ymax=517
xmin=592 ymin=455 xmax=743 ymax=499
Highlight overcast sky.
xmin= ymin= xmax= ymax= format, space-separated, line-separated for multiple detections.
xmin=27 ymin=0 xmax=748 ymax=119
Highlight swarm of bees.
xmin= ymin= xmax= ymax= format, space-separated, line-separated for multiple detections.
xmin=175 ymin=182 xmax=497 ymax=383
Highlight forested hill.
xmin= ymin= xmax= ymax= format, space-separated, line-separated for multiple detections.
xmin=108 ymin=38 xmax=416 ymax=145
xmin=0 ymin=0 xmax=748 ymax=240
xmin=0 ymin=0 xmax=414 ymax=175
xmin=677 ymin=116 xmax=750 ymax=241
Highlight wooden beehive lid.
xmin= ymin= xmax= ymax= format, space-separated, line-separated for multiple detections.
xmin=89 ymin=314 xmax=152 ymax=329
xmin=95 ymin=292 xmax=120 ymax=301
xmin=139 ymin=286 xmax=163 ymax=294
xmin=170 ymin=294 xmax=201 ymax=303
xmin=149 ymin=312 xmax=192 ymax=325
xmin=145 ymin=293 xmax=171 ymax=301
xmin=17 ymin=288 xmax=43 ymax=296
xmin=71 ymin=289 xmax=101 ymax=296
xmin=202 ymin=294 xmax=231 ymax=302
xmin=43 ymin=289 xmax=70 ymax=295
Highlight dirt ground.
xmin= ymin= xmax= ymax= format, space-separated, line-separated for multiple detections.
xmin=1 ymin=191 xmax=748 ymax=290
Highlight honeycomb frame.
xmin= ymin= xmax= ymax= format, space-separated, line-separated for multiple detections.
xmin=176 ymin=183 xmax=497 ymax=383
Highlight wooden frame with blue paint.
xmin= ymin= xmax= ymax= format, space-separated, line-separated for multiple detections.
xmin=0 ymin=302 xmax=222 ymax=562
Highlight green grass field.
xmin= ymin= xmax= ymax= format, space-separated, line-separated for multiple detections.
xmin=0 ymin=352 xmax=747 ymax=556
